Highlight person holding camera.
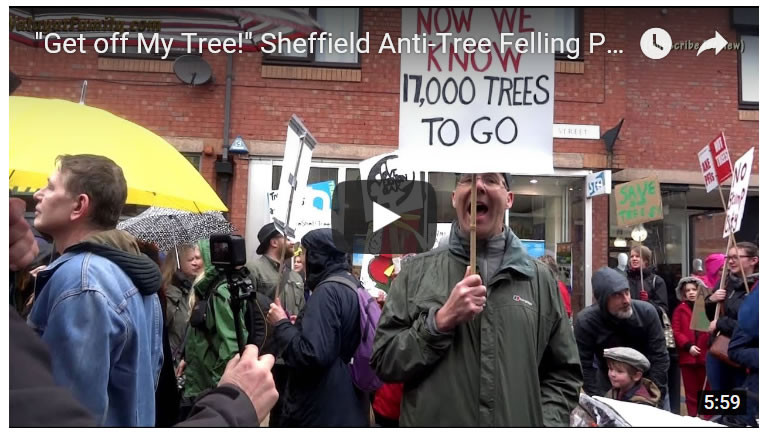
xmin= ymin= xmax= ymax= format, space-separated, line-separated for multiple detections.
xmin=180 ymin=238 xmax=249 ymax=419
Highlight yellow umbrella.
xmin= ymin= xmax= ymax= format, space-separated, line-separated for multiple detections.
xmin=10 ymin=96 xmax=227 ymax=212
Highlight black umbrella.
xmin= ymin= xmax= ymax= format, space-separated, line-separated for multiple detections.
xmin=118 ymin=206 xmax=234 ymax=253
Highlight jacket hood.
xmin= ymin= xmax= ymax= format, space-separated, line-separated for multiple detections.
xmin=65 ymin=229 xmax=161 ymax=296
xmin=675 ymin=276 xmax=709 ymax=301
xmin=592 ymin=267 xmax=630 ymax=315
xmin=192 ymin=239 xmax=223 ymax=297
xmin=447 ymin=221 xmax=535 ymax=279
xmin=301 ymin=228 xmax=349 ymax=291
xmin=704 ymin=253 xmax=726 ymax=284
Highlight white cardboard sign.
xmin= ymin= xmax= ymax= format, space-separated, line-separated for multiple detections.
xmin=272 ymin=116 xmax=316 ymax=239
xmin=398 ymin=8 xmax=555 ymax=174
xmin=723 ymin=147 xmax=755 ymax=238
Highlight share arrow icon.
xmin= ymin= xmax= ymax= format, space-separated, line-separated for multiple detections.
xmin=697 ymin=31 xmax=728 ymax=56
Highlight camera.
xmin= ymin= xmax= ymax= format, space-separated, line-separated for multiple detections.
xmin=209 ymin=234 xmax=247 ymax=268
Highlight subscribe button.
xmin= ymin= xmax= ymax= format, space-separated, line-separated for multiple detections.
xmin=331 ymin=180 xmax=437 ymax=255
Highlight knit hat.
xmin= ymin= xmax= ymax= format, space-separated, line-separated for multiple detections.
xmin=603 ymin=347 xmax=650 ymax=373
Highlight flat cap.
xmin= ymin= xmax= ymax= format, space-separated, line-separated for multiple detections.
xmin=603 ymin=347 xmax=650 ymax=372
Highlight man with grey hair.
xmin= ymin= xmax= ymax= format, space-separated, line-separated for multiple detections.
xmin=574 ymin=267 xmax=669 ymax=403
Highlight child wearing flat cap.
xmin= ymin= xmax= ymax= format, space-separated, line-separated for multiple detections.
xmin=603 ymin=347 xmax=662 ymax=407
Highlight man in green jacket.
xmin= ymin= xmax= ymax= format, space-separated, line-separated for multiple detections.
xmin=182 ymin=239 xmax=247 ymax=413
xmin=371 ymin=173 xmax=583 ymax=427
xmin=247 ymin=222 xmax=305 ymax=426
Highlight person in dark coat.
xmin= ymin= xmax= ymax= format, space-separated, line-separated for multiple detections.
xmin=728 ymin=287 xmax=758 ymax=427
xmin=266 ymin=228 xmax=367 ymax=427
xmin=704 ymin=242 xmax=758 ymax=392
xmin=626 ymin=245 xmax=669 ymax=317
xmin=574 ymin=267 xmax=670 ymax=402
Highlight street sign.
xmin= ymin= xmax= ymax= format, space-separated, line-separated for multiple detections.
xmin=723 ymin=147 xmax=755 ymax=238
xmin=586 ymin=170 xmax=611 ymax=198
xmin=614 ymin=177 xmax=663 ymax=227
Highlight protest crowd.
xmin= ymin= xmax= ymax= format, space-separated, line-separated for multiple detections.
xmin=7 ymin=7 xmax=760 ymax=429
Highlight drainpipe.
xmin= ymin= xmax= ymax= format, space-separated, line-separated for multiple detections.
xmin=215 ymin=53 xmax=234 ymax=214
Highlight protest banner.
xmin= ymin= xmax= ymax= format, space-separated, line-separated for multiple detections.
xmin=697 ymin=133 xmax=733 ymax=193
xmin=722 ymin=147 xmax=755 ymax=238
xmin=272 ymin=115 xmax=316 ymax=240
xmin=398 ymin=8 xmax=555 ymax=175
xmin=614 ymin=177 xmax=663 ymax=227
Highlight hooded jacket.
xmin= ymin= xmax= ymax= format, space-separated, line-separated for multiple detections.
xmin=672 ymin=276 xmax=710 ymax=366
xmin=574 ymin=267 xmax=669 ymax=400
xmin=626 ymin=266 xmax=669 ymax=316
xmin=271 ymin=228 xmax=367 ymax=427
xmin=183 ymin=239 xmax=247 ymax=399
xmin=27 ymin=230 xmax=163 ymax=426
xmin=371 ymin=222 xmax=582 ymax=427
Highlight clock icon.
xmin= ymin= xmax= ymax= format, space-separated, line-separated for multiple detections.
xmin=640 ymin=27 xmax=673 ymax=59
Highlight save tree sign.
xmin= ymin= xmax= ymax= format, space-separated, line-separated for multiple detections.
xmin=614 ymin=177 xmax=663 ymax=227
xmin=723 ymin=147 xmax=755 ymax=238
xmin=398 ymin=8 xmax=555 ymax=174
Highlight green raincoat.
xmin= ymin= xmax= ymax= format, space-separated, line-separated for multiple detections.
xmin=371 ymin=223 xmax=583 ymax=427
xmin=182 ymin=239 xmax=247 ymax=399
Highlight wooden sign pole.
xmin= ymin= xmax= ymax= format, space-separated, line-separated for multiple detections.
xmin=469 ymin=174 xmax=477 ymax=276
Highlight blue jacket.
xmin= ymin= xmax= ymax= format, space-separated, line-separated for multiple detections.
xmin=27 ymin=230 xmax=163 ymax=426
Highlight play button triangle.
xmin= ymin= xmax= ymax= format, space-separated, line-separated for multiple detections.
xmin=373 ymin=202 xmax=401 ymax=232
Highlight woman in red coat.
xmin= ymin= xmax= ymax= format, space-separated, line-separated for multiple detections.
xmin=671 ymin=276 xmax=710 ymax=417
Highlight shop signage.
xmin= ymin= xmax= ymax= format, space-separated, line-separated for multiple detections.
xmin=722 ymin=147 xmax=754 ymax=238
xmin=585 ymin=170 xmax=611 ymax=198
xmin=398 ymin=8 xmax=555 ymax=174
xmin=614 ymin=176 xmax=663 ymax=227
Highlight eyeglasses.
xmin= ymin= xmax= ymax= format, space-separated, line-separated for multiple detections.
xmin=726 ymin=255 xmax=752 ymax=261
xmin=456 ymin=174 xmax=507 ymax=190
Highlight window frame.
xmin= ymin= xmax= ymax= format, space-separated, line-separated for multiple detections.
xmin=554 ymin=7 xmax=583 ymax=61
xmin=737 ymin=32 xmax=759 ymax=109
xmin=262 ymin=7 xmax=363 ymax=69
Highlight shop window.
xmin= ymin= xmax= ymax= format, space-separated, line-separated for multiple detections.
xmin=739 ymin=34 xmax=758 ymax=107
xmin=263 ymin=8 xmax=361 ymax=68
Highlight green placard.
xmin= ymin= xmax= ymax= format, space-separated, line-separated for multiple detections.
xmin=614 ymin=176 xmax=664 ymax=227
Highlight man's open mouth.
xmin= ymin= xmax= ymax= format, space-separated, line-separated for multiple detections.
xmin=467 ymin=200 xmax=489 ymax=217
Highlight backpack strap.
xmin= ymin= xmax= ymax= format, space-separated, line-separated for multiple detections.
xmin=319 ymin=274 xmax=359 ymax=292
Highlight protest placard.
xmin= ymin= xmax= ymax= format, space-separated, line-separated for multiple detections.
xmin=398 ymin=8 xmax=555 ymax=174
xmin=723 ymin=147 xmax=755 ymax=238
xmin=697 ymin=133 xmax=733 ymax=192
xmin=614 ymin=177 xmax=663 ymax=227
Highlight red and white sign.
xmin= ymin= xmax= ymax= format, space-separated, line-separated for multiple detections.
xmin=723 ymin=147 xmax=755 ymax=238
xmin=698 ymin=133 xmax=733 ymax=193
xmin=698 ymin=146 xmax=717 ymax=192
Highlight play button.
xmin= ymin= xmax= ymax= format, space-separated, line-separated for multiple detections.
xmin=373 ymin=202 xmax=401 ymax=232
xmin=330 ymin=179 xmax=437 ymax=254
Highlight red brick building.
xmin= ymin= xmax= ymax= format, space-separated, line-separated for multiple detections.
xmin=10 ymin=7 xmax=758 ymax=313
